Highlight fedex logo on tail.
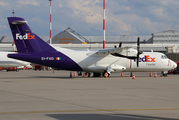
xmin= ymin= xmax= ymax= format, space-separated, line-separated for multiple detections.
xmin=16 ymin=33 xmax=35 ymax=40
xmin=134 ymin=55 xmax=155 ymax=62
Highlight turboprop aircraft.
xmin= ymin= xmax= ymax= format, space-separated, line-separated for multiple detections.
xmin=7 ymin=17 xmax=177 ymax=77
xmin=0 ymin=51 xmax=32 ymax=70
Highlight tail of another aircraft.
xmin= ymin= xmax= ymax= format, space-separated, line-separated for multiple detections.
xmin=7 ymin=17 xmax=56 ymax=53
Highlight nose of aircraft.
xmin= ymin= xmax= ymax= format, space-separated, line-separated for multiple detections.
xmin=170 ymin=60 xmax=177 ymax=69
xmin=173 ymin=61 xmax=177 ymax=69
xmin=167 ymin=60 xmax=177 ymax=70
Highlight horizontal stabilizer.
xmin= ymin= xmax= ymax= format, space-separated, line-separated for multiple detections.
xmin=12 ymin=20 xmax=27 ymax=25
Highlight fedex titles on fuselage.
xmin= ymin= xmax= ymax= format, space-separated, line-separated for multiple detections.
xmin=134 ymin=55 xmax=155 ymax=62
xmin=134 ymin=55 xmax=156 ymax=66
xmin=16 ymin=33 xmax=34 ymax=40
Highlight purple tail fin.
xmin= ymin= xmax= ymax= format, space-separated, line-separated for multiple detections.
xmin=7 ymin=17 xmax=56 ymax=53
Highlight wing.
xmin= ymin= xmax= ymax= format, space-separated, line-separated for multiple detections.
xmin=92 ymin=47 xmax=138 ymax=59
xmin=95 ymin=47 xmax=132 ymax=54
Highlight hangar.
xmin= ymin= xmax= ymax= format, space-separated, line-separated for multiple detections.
xmin=0 ymin=28 xmax=179 ymax=61
xmin=50 ymin=27 xmax=89 ymax=44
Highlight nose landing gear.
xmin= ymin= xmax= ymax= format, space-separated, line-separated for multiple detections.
xmin=161 ymin=71 xmax=168 ymax=77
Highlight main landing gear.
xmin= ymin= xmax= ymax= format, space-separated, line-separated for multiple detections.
xmin=93 ymin=72 xmax=110 ymax=77
xmin=102 ymin=71 xmax=110 ymax=78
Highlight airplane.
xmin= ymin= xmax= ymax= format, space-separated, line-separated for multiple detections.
xmin=7 ymin=17 xmax=177 ymax=77
xmin=0 ymin=51 xmax=32 ymax=71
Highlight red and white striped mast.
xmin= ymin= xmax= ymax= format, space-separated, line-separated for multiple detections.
xmin=49 ymin=0 xmax=52 ymax=45
xmin=12 ymin=9 xmax=15 ymax=17
xmin=103 ymin=0 xmax=105 ymax=49
xmin=12 ymin=10 xmax=15 ymax=52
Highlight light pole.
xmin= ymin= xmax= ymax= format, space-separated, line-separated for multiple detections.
xmin=49 ymin=0 xmax=52 ymax=45
xmin=103 ymin=0 xmax=105 ymax=49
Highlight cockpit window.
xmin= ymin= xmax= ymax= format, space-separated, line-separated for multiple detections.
xmin=161 ymin=55 xmax=168 ymax=59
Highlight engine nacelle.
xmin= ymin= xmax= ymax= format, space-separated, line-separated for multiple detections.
xmin=107 ymin=64 xmax=126 ymax=73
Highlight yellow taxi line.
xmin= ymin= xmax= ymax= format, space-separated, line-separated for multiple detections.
xmin=0 ymin=108 xmax=179 ymax=114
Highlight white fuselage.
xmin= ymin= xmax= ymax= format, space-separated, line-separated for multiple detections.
xmin=57 ymin=47 xmax=177 ymax=73
xmin=0 ymin=51 xmax=31 ymax=68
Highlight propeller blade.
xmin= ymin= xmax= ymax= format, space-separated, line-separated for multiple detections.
xmin=137 ymin=37 xmax=140 ymax=46
xmin=111 ymin=53 xmax=137 ymax=59
xmin=137 ymin=37 xmax=140 ymax=68
xmin=119 ymin=42 xmax=122 ymax=47
xmin=137 ymin=53 xmax=139 ymax=68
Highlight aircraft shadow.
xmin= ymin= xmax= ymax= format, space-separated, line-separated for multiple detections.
xmin=46 ymin=113 xmax=178 ymax=120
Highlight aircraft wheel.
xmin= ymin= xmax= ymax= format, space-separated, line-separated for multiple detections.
xmin=16 ymin=67 xmax=19 ymax=72
xmin=78 ymin=71 xmax=82 ymax=76
xmin=162 ymin=74 xmax=168 ymax=77
xmin=102 ymin=71 xmax=110 ymax=77
xmin=161 ymin=71 xmax=168 ymax=77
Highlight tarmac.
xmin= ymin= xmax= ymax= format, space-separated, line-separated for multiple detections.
xmin=0 ymin=70 xmax=179 ymax=120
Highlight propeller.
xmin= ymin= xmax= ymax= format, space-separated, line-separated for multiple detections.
xmin=137 ymin=37 xmax=140 ymax=68
xmin=111 ymin=37 xmax=141 ymax=68
xmin=119 ymin=42 xmax=122 ymax=47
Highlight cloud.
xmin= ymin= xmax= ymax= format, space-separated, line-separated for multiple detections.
xmin=65 ymin=0 xmax=102 ymax=24
xmin=0 ymin=1 xmax=9 ymax=7
xmin=0 ymin=25 xmax=7 ymax=31
xmin=58 ymin=4 xmax=63 ymax=8
xmin=17 ymin=0 xmax=39 ymax=6
xmin=1 ymin=0 xmax=179 ymax=37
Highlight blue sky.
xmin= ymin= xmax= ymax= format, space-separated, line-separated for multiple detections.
xmin=1 ymin=0 xmax=179 ymax=38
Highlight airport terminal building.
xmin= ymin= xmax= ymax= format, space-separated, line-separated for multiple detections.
xmin=0 ymin=28 xmax=179 ymax=61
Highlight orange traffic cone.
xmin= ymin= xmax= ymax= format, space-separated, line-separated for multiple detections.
xmin=132 ymin=72 xmax=135 ymax=79
xmin=74 ymin=71 xmax=76 ymax=76
xmin=154 ymin=72 xmax=157 ymax=77
xmin=83 ymin=72 xmax=85 ymax=77
xmin=70 ymin=72 xmax=72 ymax=78
xmin=149 ymin=72 xmax=152 ymax=77
xmin=121 ymin=72 xmax=123 ymax=77
xmin=105 ymin=72 xmax=108 ymax=78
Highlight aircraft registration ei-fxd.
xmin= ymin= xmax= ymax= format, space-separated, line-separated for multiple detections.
xmin=7 ymin=17 xmax=177 ymax=77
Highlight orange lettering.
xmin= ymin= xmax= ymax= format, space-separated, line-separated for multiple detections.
xmin=31 ymin=35 xmax=35 ymax=39
xmin=151 ymin=57 xmax=155 ymax=62
xmin=27 ymin=33 xmax=30 ymax=39
xmin=146 ymin=55 xmax=150 ymax=62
